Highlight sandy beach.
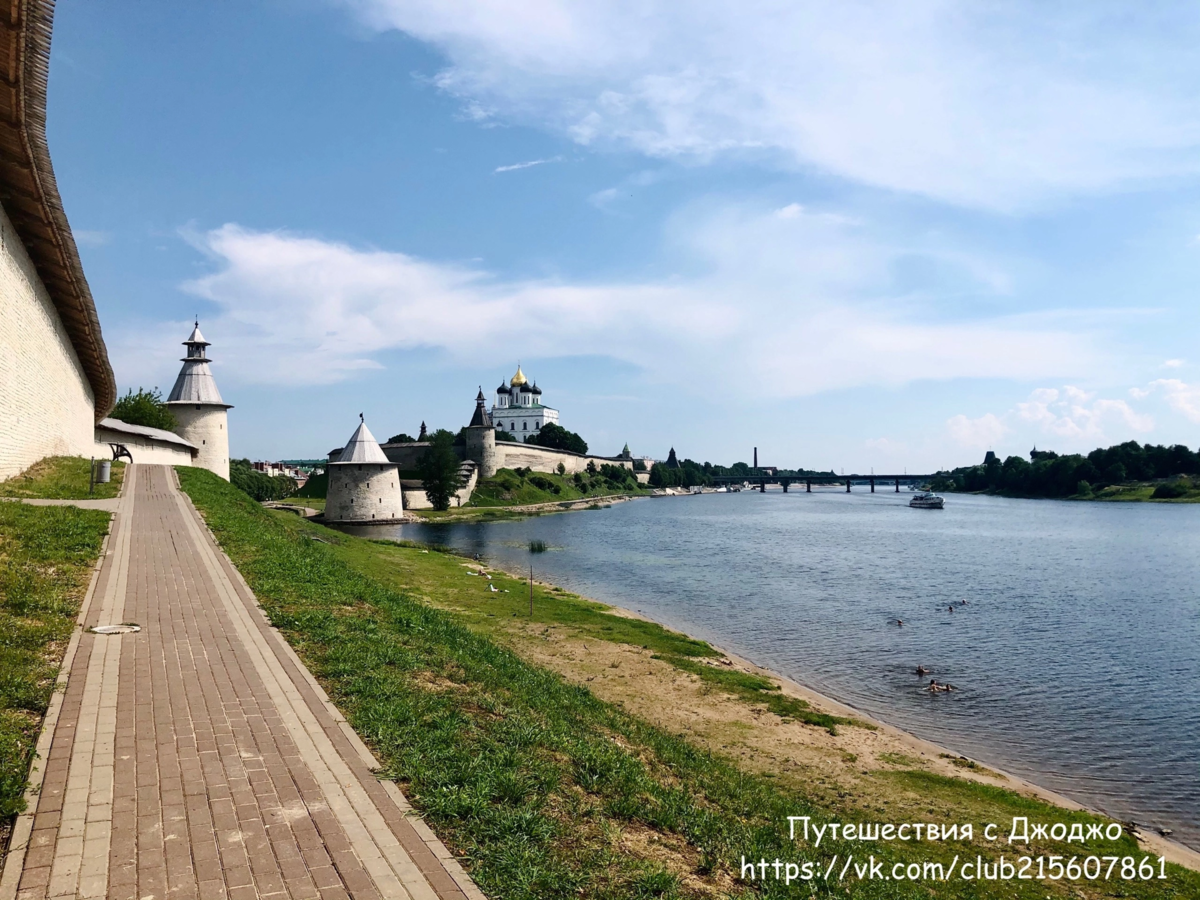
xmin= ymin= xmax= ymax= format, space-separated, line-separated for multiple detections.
xmin=467 ymin=562 xmax=1200 ymax=873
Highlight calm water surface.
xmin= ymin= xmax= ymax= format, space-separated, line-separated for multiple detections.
xmin=342 ymin=490 xmax=1200 ymax=848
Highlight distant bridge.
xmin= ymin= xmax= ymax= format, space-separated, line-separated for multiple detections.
xmin=709 ymin=473 xmax=939 ymax=493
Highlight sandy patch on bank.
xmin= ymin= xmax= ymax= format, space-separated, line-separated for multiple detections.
xmin=499 ymin=605 xmax=1199 ymax=872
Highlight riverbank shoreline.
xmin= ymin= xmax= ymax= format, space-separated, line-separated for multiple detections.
xmin=472 ymin=557 xmax=1200 ymax=871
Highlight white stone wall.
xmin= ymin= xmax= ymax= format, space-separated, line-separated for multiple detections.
xmin=171 ymin=405 xmax=230 ymax=480
xmin=401 ymin=462 xmax=478 ymax=510
xmin=93 ymin=430 xmax=194 ymax=468
xmin=326 ymin=463 xmax=405 ymax=522
xmin=0 ymin=202 xmax=96 ymax=480
xmin=494 ymin=442 xmax=633 ymax=476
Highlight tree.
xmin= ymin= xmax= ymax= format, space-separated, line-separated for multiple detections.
xmin=418 ymin=429 xmax=462 ymax=511
xmin=387 ymin=432 xmax=416 ymax=444
xmin=110 ymin=387 xmax=176 ymax=431
xmin=528 ymin=422 xmax=588 ymax=455
xmin=496 ymin=430 xmax=520 ymax=443
xmin=556 ymin=462 xmax=566 ymax=475
xmin=230 ymin=459 xmax=297 ymax=501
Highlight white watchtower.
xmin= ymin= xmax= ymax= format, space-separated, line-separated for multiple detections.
xmin=325 ymin=416 xmax=405 ymax=524
xmin=166 ymin=322 xmax=232 ymax=480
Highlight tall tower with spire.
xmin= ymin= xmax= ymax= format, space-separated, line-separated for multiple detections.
xmin=166 ymin=322 xmax=232 ymax=480
xmin=464 ymin=388 xmax=497 ymax=478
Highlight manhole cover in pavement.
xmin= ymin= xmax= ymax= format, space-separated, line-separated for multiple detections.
xmin=90 ymin=624 xmax=141 ymax=635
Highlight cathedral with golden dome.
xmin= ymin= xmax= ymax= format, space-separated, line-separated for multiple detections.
xmin=491 ymin=364 xmax=560 ymax=438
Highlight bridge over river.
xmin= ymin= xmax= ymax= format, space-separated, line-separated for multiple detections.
xmin=709 ymin=473 xmax=940 ymax=493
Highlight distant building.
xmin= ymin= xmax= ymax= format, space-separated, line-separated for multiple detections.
xmin=491 ymin=364 xmax=559 ymax=438
xmin=166 ymin=323 xmax=233 ymax=480
xmin=325 ymin=417 xmax=405 ymax=523
xmin=0 ymin=4 xmax=117 ymax=480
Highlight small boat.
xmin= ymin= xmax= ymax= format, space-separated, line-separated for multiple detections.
xmin=909 ymin=491 xmax=944 ymax=509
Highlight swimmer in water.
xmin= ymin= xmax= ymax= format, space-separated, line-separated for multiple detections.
xmin=927 ymin=679 xmax=941 ymax=692
xmin=896 ymin=619 xmax=903 ymax=626
xmin=948 ymin=605 xmax=954 ymax=613
xmin=916 ymin=665 xmax=930 ymax=676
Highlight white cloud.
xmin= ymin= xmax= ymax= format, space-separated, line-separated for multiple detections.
xmin=145 ymin=206 xmax=1099 ymax=393
xmin=340 ymin=0 xmax=1200 ymax=210
xmin=1162 ymin=358 xmax=1185 ymax=368
xmin=947 ymin=413 xmax=1007 ymax=450
xmin=1143 ymin=378 xmax=1200 ymax=423
xmin=1014 ymin=384 xmax=1154 ymax=441
xmin=493 ymin=156 xmax=561 ymax=173
xmin=865 ymin=436 xmax=906 ymax=454
xmin=588 ymin=187 xmax=620 ymax=209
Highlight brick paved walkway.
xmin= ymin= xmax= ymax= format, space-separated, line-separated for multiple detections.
xmin=2 ymin=465 xmax=482 ymax=900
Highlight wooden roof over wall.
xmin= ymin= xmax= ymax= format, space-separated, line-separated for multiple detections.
xmin=0 ymin=0 xmax=115 ymax=419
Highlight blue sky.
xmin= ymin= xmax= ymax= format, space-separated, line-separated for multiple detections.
xmin=49 ymin=0 xmax=1200 ymax=469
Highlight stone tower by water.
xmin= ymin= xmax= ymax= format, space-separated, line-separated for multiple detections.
xmin=325 ymin=416 xmax=405 ymax=523
xmin=464 ymin=388 xmax=497 ymax=479
xmin=166 ymin=322 xmax=232 ymax=480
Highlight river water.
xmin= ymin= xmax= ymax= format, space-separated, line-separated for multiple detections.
xmin=339 ymin=489 xmax=1200 ymax=849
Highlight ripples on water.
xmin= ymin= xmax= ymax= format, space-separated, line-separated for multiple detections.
xmin=341 ymin=490 xmax=1200 ymax=848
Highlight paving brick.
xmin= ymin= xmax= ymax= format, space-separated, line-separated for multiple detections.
xmin=6 ymin=466 xmax=474 ymax=899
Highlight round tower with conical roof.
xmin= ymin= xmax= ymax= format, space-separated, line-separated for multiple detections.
xmin=464 ymin=388 xmax=497 ymax=479
xmin=166 ymin=322 xmax=232 ymax=480
xmin=325 ymin=416 xmax=405 ymax=523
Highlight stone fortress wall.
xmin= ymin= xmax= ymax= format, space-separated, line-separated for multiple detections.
xmin=94 ymin=419 xmax=196 ymax=468
xmin=0 ymin=204 xmax=96 ymax=480
xmin=400 ymin=461 xmax=479 ymax=510
xmin=352 ymin=440 xmax=636 ymax=477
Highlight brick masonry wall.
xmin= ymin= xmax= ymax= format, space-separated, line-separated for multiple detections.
xmin=0 ymin=202 xmax=96 ymax=480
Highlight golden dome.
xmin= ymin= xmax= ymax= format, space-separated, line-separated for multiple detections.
xmin=510 ymin=364 xmax=527 ymax=387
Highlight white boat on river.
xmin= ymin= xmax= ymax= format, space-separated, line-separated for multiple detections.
xmin=909 ymin=491 xmax=945 ymax=509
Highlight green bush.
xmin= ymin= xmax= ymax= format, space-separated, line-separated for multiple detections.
xmin=230 ymin=459 xmax=297 ymax=501
xmin=1152 ymin=481 xmax=1190 ymax=499
xmin=295 ymin=469 xmax=328 ymax=498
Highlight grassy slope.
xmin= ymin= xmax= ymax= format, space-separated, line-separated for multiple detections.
xmin=0 ymin=457 xmax=125 ymax=500
xmin=177 ymin=466 xmax=1198 ymax=900
xmin=0 ymin=502 xmax=110 ymax=852
xmin=466 ymin=468 xmax=647 ymax=508
xmin=1085 ymin=483 xmax=1200 ymax=502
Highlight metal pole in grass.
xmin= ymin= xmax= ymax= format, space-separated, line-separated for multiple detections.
xmin=89 ymin=456 xmax=95 ymax=495
xmin=529 ymin=564 xmax=534 ymax=617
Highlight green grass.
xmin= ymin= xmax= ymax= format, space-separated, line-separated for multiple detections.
xmin=177 ymin=466 xmax=1199 ymax=900
xmin=652 ymin=655 xmax=856 ymax=735
xmin=0 ymin=457 xmax=125 ymax=500
xmin=0 ymin=502 xmax=110 ymax=826
xmin=467 ymin=468 xmax=647 ymax=508
xmin=1086 ymin=483 xmax=1200 ymax=502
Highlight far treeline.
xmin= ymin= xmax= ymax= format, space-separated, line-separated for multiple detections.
xmin=649 ymin=448 xmax=832 ymax=488
xmin=931 ymin=441 xmax=1200 ymax=499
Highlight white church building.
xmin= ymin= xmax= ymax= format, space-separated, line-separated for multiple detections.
xmin=491 ymin=365 xmax=559 ymax=438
